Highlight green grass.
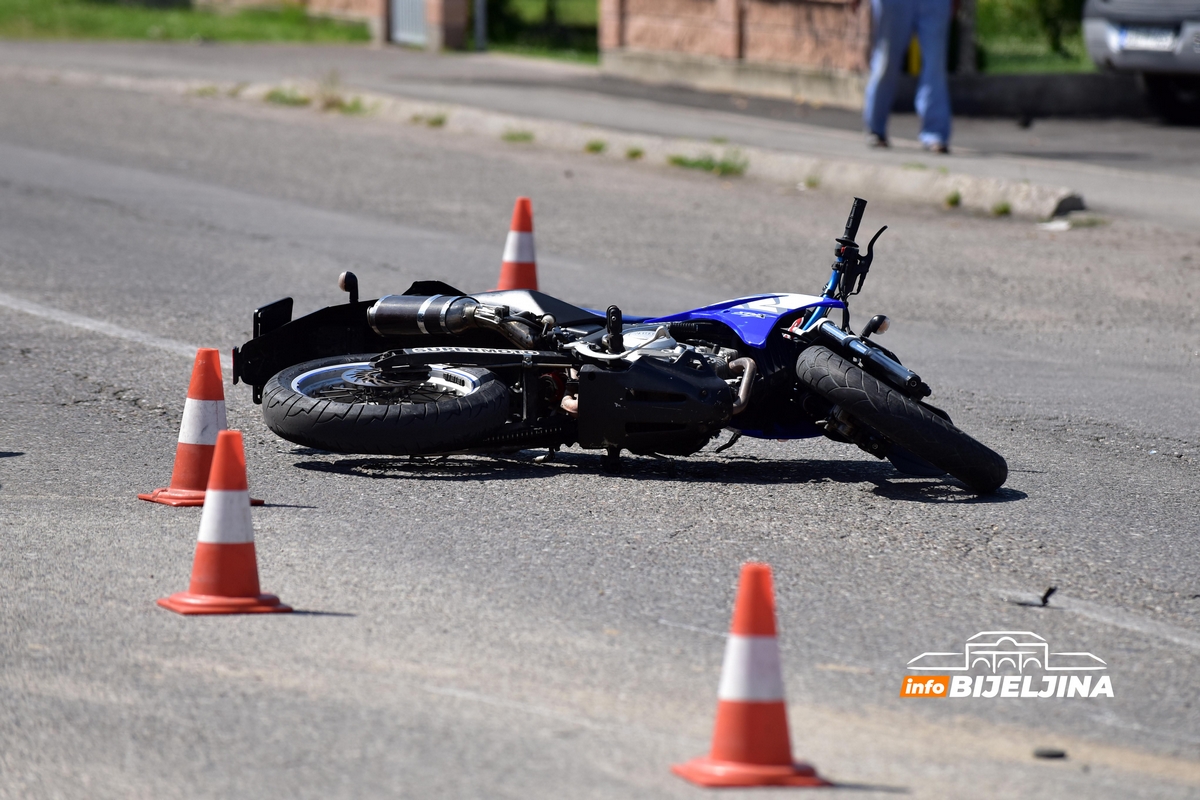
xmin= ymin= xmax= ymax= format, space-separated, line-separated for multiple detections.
xmin=977 ymin=33 xmax=1094 ymax=74
xmin=625 ymin=146 xmax=644 ymax=160
xmin=991 ymin=200 xmax=1012 ymax=216
xmin=487 ymin=41 xmax=598 ymax=64
xmin=502 ymin=129 xmax=535 ymax=143
xmin=265 ymin=87 xmax=311 ymax=107
xmin=0 ymin=0 xmax=370 ymax=42
xmin=945 ymin=190 xmax=962 ymax=208
xmin=668 ymin=152 xmax=748 ymax=178
xmin=508 ymin=0 xmax=596 ymax=27
xmin=584 ymin=139 xmax=606 ymax=154
xmin=975 ymin=0 xmax=1093 ymax=74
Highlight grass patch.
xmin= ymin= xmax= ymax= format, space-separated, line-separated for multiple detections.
xmin=710 ymin=136 xmax=729 ymax=144
xmin=975 ymin=0 xmax=1093 ymax=74
xmin=625 ymin=146 xmax=644 ymax=160
xmin=804 ymin=175 xmax=820 ymax=190
xmin=265 ymin=87 xmax=311 ymax=107
xmin=903 ymin=162 xmax=928 ymax=170
xmin=0 ymin=0 xmax=370 ymax=42
xmin=991 ymin=200 xmax=1012 ymax=216
xmin=668 ymin=151 xmax=748 ymax=177
xmin=410 ymin=113 xmax=448 ymax=127
xmin=190 ymin=84 xmax=220 ymax=98
xmin=315 ymin=70 xmax=372 ymax=115
xmin=502 ymin=129 xmax=535 ymax=143
xmin=584 ymin=139 xmax=606 ymax=154
xmin=487 ymin=42 xmax=598 ymax=64
xmin=327 ymin=95 xmax=370 ymax=115
xmin=945 ymin=190 xmax=962 ymax=208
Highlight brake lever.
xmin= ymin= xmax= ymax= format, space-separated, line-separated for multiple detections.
xmin=861 ymin=225 xmax=888 ymax=271
xmin=851 ymin=225 xmax=888 ymax=295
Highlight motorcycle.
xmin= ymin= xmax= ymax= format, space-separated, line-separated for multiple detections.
xmin=232 ymin=198 xmax=1007 ymax=493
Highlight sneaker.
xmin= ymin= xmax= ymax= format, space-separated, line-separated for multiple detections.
xmin=922 ymin=141 xmax=950 ymax=154
xmin=866 ymin=133 xmax=889 ymax=148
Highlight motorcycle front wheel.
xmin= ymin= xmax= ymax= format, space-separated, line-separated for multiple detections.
xmin=796 ymin=346 xmax=1008 ymax=493
xmin=262 ymin=354 xmax=510 ymax=455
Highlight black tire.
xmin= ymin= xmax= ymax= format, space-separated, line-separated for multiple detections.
xmin=263 ymin=354 xmax=510 ymax=455
xmin=797 ymin=346 xmax=1008 ymax=493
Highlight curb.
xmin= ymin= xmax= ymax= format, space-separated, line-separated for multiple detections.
xmin=1 ymin=67 xmax=1084 ymax=219
xmin=605 ymin=49 xmax=1151 ymax=119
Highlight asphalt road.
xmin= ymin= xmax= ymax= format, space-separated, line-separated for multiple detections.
xmin=1 ymin=73 xmax=1198 ymax=799
xmin=4 ymin=42 xmax=1200 ymax=229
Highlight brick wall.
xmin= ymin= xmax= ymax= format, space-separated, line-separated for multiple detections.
xmin=600 ymin=0 xmax=870 ymax=73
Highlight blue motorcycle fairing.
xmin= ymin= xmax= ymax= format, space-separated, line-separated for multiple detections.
xmin=645 ymin=293 xmax=844 ymax=348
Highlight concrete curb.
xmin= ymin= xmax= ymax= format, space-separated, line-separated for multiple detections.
xmin=605 ymin=49 xmax=1151 ymax=119
xmin=1 ymin=66 xmax=1084 ymax=219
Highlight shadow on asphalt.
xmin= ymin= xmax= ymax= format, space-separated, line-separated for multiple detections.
xmin=0 ymin=451 xmax=24 ymax=458
xmin=827 ymin=781 xmax=910 ymax=793
xmin=292 ymin=452 xmax=1026 ymax=504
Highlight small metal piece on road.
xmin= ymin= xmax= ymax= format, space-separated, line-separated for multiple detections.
xmin=1041 ymin=587 xmax=1057 ymax=607
xmin=1034 ymin=748 xmax=1068 ymax=760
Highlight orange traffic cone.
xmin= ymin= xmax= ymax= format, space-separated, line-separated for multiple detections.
xmin=672 ymin=563 xmax=829 ymax=787
xmin=157 ymin=430 xmax=291 ymax=615
xmin=139 ymin=349 xmax=263 ymax=507
xmin=495 ymin=197 xmax=538 ymax=291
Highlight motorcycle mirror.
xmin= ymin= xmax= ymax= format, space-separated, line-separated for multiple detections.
xmin=338 ymin=271 xmax=359 ymax=305
xmin=863 ymin=314 xmax=891 ymax=338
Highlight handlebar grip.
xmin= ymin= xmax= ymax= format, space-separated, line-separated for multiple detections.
xmin=842 ymin=197 xmax=867 ymax=242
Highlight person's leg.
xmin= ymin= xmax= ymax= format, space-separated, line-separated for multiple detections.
xmin=863 ymin=0 xmax=915 ymax=142
xmin=914 ymin=0 xmax=952 ymax=147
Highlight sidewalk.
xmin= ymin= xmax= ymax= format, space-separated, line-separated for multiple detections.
xmin=3 ymin=41 xmax=1198 ymax=227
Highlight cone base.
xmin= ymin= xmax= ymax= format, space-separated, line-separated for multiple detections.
xmin=138 ymin=488 xmax=264 ymax=507
xmin=671 ymin=757 xmax=829 ymax=788
xmin=157 ymin=592 xmax=292 ymax=615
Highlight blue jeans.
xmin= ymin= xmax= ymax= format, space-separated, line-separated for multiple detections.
xmin=863 ymin=0 xmax=952 ymax=146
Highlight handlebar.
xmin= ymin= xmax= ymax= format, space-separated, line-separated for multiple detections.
xmin=842 ymin=197 xmax=867 ymax=242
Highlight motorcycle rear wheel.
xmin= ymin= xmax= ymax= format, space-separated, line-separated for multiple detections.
xmin=262 ymin=354 xmax=510 ymax=455
xmin=796 ymin=346 xmax=1008 ymax=493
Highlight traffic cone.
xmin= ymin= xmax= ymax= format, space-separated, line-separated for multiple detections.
xmin=139 ymin=348 xmax=262 ymax=507
xmin=672 ymin=563 xmax=829 ymax=787
xmin=158 ymin=430 xmax=291 ymax=615
xmin=495 ymin=197 xmax=538 ymax=291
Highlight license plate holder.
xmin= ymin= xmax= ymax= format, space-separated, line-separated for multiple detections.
xmin=1119 ymin=26 xmax=1177 ymax=53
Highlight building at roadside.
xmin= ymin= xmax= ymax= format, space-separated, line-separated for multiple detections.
xmin=599 ymin=0 xmax=873 ymax=109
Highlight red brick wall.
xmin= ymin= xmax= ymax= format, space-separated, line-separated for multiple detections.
xmin=601 ymin=0 xmax=871 ymax=73
xmin=306 ymin=0 xmax=383 ymax=19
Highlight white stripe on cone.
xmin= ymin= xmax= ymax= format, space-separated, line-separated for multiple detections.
xmin=196 ymin=489 xmax=255 ymax=544
xmin=717 ymin=635 xmax=786 ymax=702
xmin=502 ymin=231 xmax=535 ymax=264
xmin=177 ymin=398 xmax=227 ymax=445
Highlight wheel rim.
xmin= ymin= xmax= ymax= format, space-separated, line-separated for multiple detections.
xmin=290 ymin=362 xmax=482 ymax=405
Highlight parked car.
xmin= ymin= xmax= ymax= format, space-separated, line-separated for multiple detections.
xmin=1083 ymin=0 xmax=1200 ymax=122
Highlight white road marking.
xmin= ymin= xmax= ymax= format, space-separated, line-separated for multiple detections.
xmin=0 ymin=291 xmax=228 ymax=371
xmin=998 ymin=589 xmax=1200 ymax=652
